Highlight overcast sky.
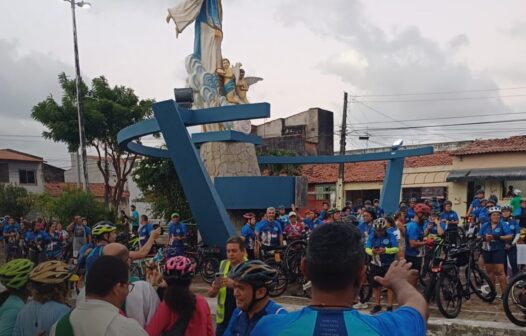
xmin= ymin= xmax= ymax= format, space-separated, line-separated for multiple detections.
xmin=1 ymin=0 xmax=526 ymax=168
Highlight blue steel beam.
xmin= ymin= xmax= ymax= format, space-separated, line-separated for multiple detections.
xmin=257 ymin=147 xmax=433 ymax=164
xmin=152 ymin=100 xmax=236 ymax=249
xmin=192 ymin=131 xmax=262 ymax=145
xmin=380 ymin=158 xmax=405 ymax=215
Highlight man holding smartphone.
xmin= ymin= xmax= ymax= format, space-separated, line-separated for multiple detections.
xmin=208 ymin=237 xmax=246 ymax=336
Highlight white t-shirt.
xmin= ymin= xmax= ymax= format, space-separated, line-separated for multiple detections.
xmin=75 ymin=280 xmax=160 ymax=327
xmin=49 ymin=299 xmax=148 ymax=336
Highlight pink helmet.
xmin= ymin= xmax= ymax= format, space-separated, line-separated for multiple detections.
xmin=164 ymin=256 xmax=194 ymax=281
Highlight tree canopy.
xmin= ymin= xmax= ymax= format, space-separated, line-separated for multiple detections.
xmin=32 ymin=73 xmax=153 ymax=209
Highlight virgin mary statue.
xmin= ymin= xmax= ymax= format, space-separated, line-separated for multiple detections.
xmin=167 ymin=0 xmax=223 ymax=73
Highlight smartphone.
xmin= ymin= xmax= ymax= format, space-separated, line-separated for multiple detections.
xmin=215 ymin=272 xmax=223 ymax=278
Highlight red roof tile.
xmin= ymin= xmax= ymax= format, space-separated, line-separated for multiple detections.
xmin=45 ymin=183 xmax=130 ymax=199
xmin=301 ymin=152 xmax=452 ymax=184
xmin=451 ymin=136 xmax=526 ymax=156
xmin=0 ymin=149 xmax=43 ymax=162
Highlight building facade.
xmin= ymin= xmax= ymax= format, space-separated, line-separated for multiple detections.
xmin=0 ymin=149 xmax=45 ymax=194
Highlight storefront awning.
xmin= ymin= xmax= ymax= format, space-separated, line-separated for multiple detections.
xmin=446 ymin=167 xmax=526 ymax=182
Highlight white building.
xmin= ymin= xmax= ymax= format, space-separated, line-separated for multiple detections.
xmin=0 ymin=149 xmax=45 ymax=194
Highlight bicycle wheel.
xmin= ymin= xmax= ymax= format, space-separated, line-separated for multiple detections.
xmin=503 ymin=272 xmax=526 ymax=327
xmin=200 ymin=257 xmax=219 ymax=284
xmin=284 ymin=240 xmax=307 ymax=272
xmin=423 ymin=273 xmax=437 ymax=303
xmin=467 ymin=266 xmax=496 ymax=303
xmin=265 ymin=259 xmax=288 ymax=297
xmin=435 ymin=271 xmax=462 ymax=318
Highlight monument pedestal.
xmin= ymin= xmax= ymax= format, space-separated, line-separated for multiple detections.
xmin=200 ymin=142 xmax=260 ymax=232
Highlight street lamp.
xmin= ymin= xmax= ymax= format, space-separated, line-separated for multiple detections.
xmin=64 ymin=0 xmax=91 ymax=191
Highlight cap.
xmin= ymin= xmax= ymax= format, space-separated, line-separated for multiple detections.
xmin=288 ymin=211 xmax=297 ymax=217
xmin=277 ymin=205 xmax=285 ymax=209
xmin=171 ymin=212 xmax=180 ymax=218
xmin=243 ymin=213 xmax=255 ymax=219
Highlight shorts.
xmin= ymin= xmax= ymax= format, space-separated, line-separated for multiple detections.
xmin=482 ymin=249 xmax=505 ymax=265
xmin=369 ymin=264 xmax=390 ymax=288
xmin=405 ymin=255 xmax=423 ymax=274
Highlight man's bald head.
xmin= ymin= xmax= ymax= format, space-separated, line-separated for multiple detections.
xmin=103 ymin=243 xmax=129 ymax=263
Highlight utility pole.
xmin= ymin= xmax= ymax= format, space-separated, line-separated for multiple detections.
xmin=104 ymin=142 xmax=109 ymax=205
xmin=67 ymin=0 xmax=90 ymax=191
xmin=336 ymin=92 xmax=348 ymax=209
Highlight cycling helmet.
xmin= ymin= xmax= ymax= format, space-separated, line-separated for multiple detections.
xmin=92 ymin=221 xmax=117 ymax=236
xmin=488 ymin=206 xmax=501 ymax=215
xmin=475 ymin=189 xmax=485 ymax=195
xmin=501 ymin=205 xmax=513 ymax=212
xmin=414 ymin=203 xmax=431 ymax=215
xmin=230 ymin=260 xmax=277 ymax=288
xmin=0 ymin=259 xmax=34 ymax=290
xmin=164 ymin=256 xmax=195 ymax=281
xmin=29 ymin=260 xmax=74 ymax=284
xmin=372 ymin=218 xmax=388 ymax=231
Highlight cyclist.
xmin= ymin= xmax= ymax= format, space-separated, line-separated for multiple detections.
xmin=406 ymin=198 xmax=417 ymax=222
xmin=252 ymin=223 xmax=427 ymax=336
xmin=478 ymin=206 xmax=512 ymax=296
xmin=466 ymin=189 xmax=485 ymax=222
xmin=224 ymin=260 xmax=286 ymax=336
xmin=476 ymin=198 xmax=492 ymax=225
xmin=366 ymin=218 xmax=399 ymax=314
xmin=46 ymin=221 xmax=63 ymax=260
xmin=32 ymin=221 xmax=51 ymax=264
xmin=357 ymin=207 xmax=375 ymax=241
xmin=67 ymin=215 xmax=91 ymax=262
xmin=208 ymin=237 xmax=247 ymax=336
xmin=83 ymin=222 xmax=118 ymax=272
xmin=138 ymin=215 xmax=155 ymax=255
xmin=502 ymin=205 xmax=520 ymax=277
xmin=303 ymin=210 xmax=323 ymax=231
xmin=240 ymin=213 xmax=257 ymax=260
xmin=0 ymin=259 xmax=34 ymax=335
xmin=168 ymin=212 xmax=187 ymax=256
xmin=256 ymin=207 xmax=283 ymax=249
xmin=283 ymin=212 xmax=305 ymax=242
xmin=3 ymin=216 xmax=20 ymax=261
xmin=145 ymin=256 xmax=213 ymax=336
xmin=425 ymin=211 xmax=445 ymax=237
xmin=373 ymin=199 xmax=384 ymax=219
xmin=13 ymin=260 xmax=75 ymax=336
xmin=405 ymin=203 xmax=431 ymax=284
xmin=440 ymin=200 xmax=459 ymax=229
xmin=276 ymin=205 xmax=289 ymax=231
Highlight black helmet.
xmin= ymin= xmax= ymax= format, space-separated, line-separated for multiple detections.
xmin=230 ymin=260 xmax=277 ymax=288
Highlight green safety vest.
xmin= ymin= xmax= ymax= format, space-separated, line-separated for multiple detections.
xmin=216 ymin=259 xmax=231 ymax=324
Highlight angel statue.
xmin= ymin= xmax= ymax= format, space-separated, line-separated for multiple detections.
xmin=235 ymin=69 xmax=263 ymax=104
xmin=166 ymin=0 xmax=223 ymax=73
xmin=216 ymin=58 xmax=241 ymax=104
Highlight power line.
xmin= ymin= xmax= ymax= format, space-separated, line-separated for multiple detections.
xmin=353 ymin=86 xmax=526 ymax=98
xmin=355 ymin=93 xmax=526 ymax=103
xmin=352 ymin=118 xmax=526 ymax=132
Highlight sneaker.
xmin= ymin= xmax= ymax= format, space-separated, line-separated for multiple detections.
xmin=353 ymin=302 xmax=368 ymax=309
xmin=386 ymin=306 xmax=393 ymax=312
xmin=370 ymin=305 xmax=382 ymax=314
xmin=480 ymin=285 xmax=490 ymax=295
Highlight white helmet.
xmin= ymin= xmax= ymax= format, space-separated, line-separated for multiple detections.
xmin=488 ymin=206 xmax=501 ymax=215
xmin=514 ymin=189 xmax=522 ymax=195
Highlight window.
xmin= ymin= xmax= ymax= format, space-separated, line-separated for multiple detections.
xmin=503 ymin=180 xmax=526 ymax=199
xmin=314 ymin=184 xmax=335 ymax=201
xmin=402 ymin=187 xmax=447 ymax=201
xmin=19 ymin=170 xmax=36 ymax=184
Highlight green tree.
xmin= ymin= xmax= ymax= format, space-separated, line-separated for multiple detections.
xmin=0 ymin=184 xmax=34 ymax=219
xmin=34 ymin=188 xmax=106 ymax=226
xmin=32 ymin=73 xmax=153 ymax=209
xmin=133 ymin=157 xmax=192 ymax=221
xmin=256 ymin=148 xmax=302 ymax=176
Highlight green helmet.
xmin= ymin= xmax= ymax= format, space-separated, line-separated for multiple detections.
xmin=92 ymin=221 xmax=116 ymax=236
xmin=230 ymin=260 xmax=277 ymax=288
xmin=0 ymin=259 xmax=34 ymax=290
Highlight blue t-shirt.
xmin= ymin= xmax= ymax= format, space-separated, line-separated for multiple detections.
xmin=478 ymin=221 xmax=511 ymax=252
xmin=241 ymin=223 xmax=256 ymax=250
xmin=405 ymin=221 xmax=424 ymax=257
xmin=47 ymin=231 xmax=62 ymax=257
xmin=426 ymin=221 xmax=446 ymax=236
xmin=256 ymin=220 xmax=282 ymax=247
xmin=357 ymin=221 xmax=373 ymax=240
xmin=85 ymin=244 xmax=104 ymax=272
xmin=440 ymin=211 xmax=459 ymax=224
xmin=470 ymin=199 xmax=481 ymax=215
xmin=23 ymin=230 xmax=36 ymax=242
xmin=12 ymin=300 xmax=70 ymax=336
xmin=131 ymin=210 xmax=140 ymax=228
xmin=34 ymin=230 xmax=51 ymax=248
xmin=374 ymin=206 xmax=385 ymax=219
xmin=224 ymin=300 xmax=286 ymax=336
xmin=3 ymin=224 xmax=18 ymax=244
xmin=477 ymin=208 xmax=490 ymax=225
xmin=303 ymin=218 xmax=323 ymax=231
xmin=252 ymin=306 xmax=426 ymax=336
xmin=169 ymin=222 xmax=187 ymax=247
xmin=138 ymin=223 xmax=154 ymax=247
xmin=406 ymin=208 xmax=416 ymax=222
xmin=366 ymin=232 xmax=399 ymax=265
xmin=503 ymin=217 xmax=520 ymax=236
xmin=278 ymin=215 xmax=289 ymax=231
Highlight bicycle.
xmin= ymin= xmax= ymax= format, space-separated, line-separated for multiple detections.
xmin=184 ymin=242 xmax=221 ymax=284
xmin=432 ymin=237 xmax=496 ymax=318
xmin=503 ymin=271 xmax=526 ymax=327
xmin=259 ymin=245 xmax=289 ymax=297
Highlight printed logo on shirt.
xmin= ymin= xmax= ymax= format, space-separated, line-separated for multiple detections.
xmin=383 ymin=239 xmax=390 ymax=245
xmin=494 ymin=228 xmax=501 ymax=233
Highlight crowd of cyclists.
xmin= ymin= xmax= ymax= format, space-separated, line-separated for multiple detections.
xmin=0 ymin=189 xmax=525 ymax=335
